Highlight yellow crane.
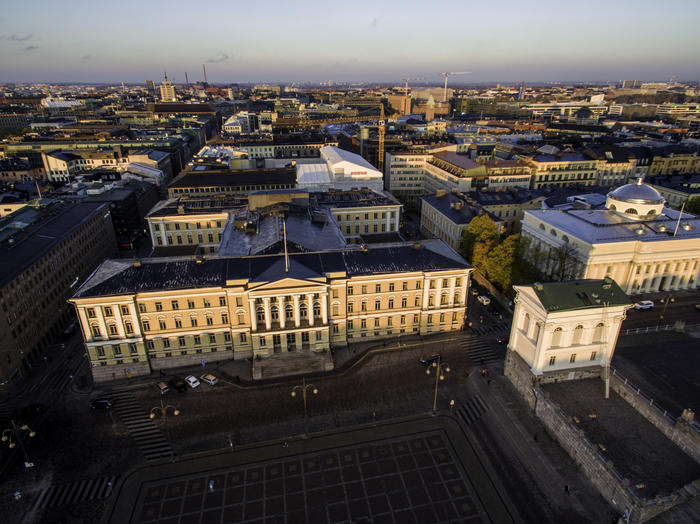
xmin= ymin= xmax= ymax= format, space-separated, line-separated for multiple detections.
xmin=377 ymin=104 xmax=385 ymax=173
xmin=439 ymin=71 xmax=471 ymax=102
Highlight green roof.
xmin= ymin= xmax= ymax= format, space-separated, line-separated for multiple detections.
xmin=531 ymin=278 xmax=632 ymax=313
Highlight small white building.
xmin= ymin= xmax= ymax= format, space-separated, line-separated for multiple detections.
xmin=296 ymin=146 xmax=384 ymax=193
xmin=505 ymin=279 xmax=632 ymax=388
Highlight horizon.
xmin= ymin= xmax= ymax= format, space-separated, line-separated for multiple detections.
xmin=1 ymin=0 xmax=699 ymax=84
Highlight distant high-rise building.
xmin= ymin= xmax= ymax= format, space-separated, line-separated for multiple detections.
xmin=146 ymin=79 xmax=155 ymax=95
xmin=622 ymin=80 xmax=642 ymax=89
xmin=159 ymin=74 xmax=177 ymax=102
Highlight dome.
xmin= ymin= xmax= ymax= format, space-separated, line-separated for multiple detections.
xmin=608 ymin=178 xmax=664 ymax=205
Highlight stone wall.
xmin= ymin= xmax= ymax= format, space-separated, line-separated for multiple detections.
xmin=91 ymin=360 xmax=151 ymax=383
xmin=149 ymin=349 xmax=233 ymax=371
xmin=505 ymin=348 xmax=698 ymax=522
xmin=610 ymin=372 xmax=700 ymax=463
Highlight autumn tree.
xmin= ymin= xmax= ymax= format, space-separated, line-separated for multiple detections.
xmin=461 ymin=214 xmax=499 ymax=267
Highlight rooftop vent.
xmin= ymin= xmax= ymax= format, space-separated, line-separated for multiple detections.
xmin=682 ymin=223 xmax=693 ymax=231
xmin=133 ymin=260 xmax=142 ymax=268
xmin=635 ymin=228 xmax=644 ymax=235
xmin=658 ymin=225 xmax=668 ymax=233
xmin=436 ymin=190 xmax=447 ymax=198
xmin=195 ymin=256 xmax=204 ymax=265
xmin=412 ymin=242 xmax=422 ymax=250
xmin=533 ymin=282 xmax=543 ymax=291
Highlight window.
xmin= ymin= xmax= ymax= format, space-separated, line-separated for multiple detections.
xmin=388 ymin=298 xmax=394 ymax=309
xmin=389 ymin=283 xmax=395 ymax=292
xmin=103 ymin=306 xmax=113 ymax=317
xmin=146 ymin=340 xmax=154 ymax=350
xmin=348 ymin=320 xmax=354 ymax=330
xmin=142 ymin=320 xmax=150 ymax=331
xmin=316 ymin=331 xmax=322 ymax=341
xmin=375 ymin=299 xmax=381 ymax=311
xmin=125 ymin=322 xmax=133 ymax=335
xmin=159 ymin=319 xmax=166 ymax=330
xmin=569 ymin=354 xmax=577 ymax=363
xmin=593 ymin=323 xmax=605 ymax=343
xmin=163 ymin=338 xmax=170 ymax=348
xmin=427 ymin=314 xmax=433 ymax=324
xmin=120 ymin=305 xmax=130 ymax=316
xmin=401 ymin=315 xmax=406 ymax=324
xmin=155 ymin=302 xmax=163 ymax=312
xmin=187 ymin=300 xmax=195 ymax=309
xmin=456 ymin=278 xmax=461 ymax=287
xmin=549 ymin=356 xmax=556 ymax=366
xmin=332 ymin=289 xmax=339 ymax=298
xmin=138 ymin=304 xmax=146 ymax=313
xmin=333 ymin=325 xmax=339 ymax=334
xmin=347 ymin=303 xmax=354 ymax=313
xmin=256 ymin=307 xmax=265 ymax=323
xmin=313 ymin=303 xmax=321 ymax=317
xmin=178 ymin=336 xmax=186 ymax=347
xmin=239 ymin=333 xmax=247 ymax=343
xmin=402 ymin=281 xmax=408 ymax=291
xmin=551 ymin=327 xmax=563 ymax=348
xmin=260 ymin=336 xmax=266 ymax=346
xmin=430 ymin=280 xmax=435 ymax=289
xmin=237 ymin=313 xmax=244 ymax=324
xmin=348 ymin=286 xmax=353 ymax=296
xmin=416 ymin=281 xmax=421 ymax=289
xmin=174 ymin=318 xmax=182 ymax=328
xmin=204 ymin=298 xmax=211 ymax=307
xmin=221 ymin=313 xmax=228 ymax=324
xmin=415 ymin=296 xmax=420 ymax=307
xmin=129 ymin=343 xmax=137 ymax=354
xmin=171 ymin=300 xmax=179 ymax=310
xmin=387 ymin=317 xmax=393 ymax=326
xmin=440 ymin=294 xmax=448 ymax=305
xmin=572 ymin=325 xmax=583 ymax=345
xmin=439 ymin=313 xmax=445 ymax=323
xmin=361 ymin=285 xmax=367 ymax=294
xmin=224 ymin=332 xmax=231 ymax=342
xmin=590 ymin=351 xmax=597 ymax=361
xmin=191 ymin=317 xmax=198 ymax=327
xmin=219 ymin=296 xmax=227 ymax=306
xmin=375 ymin=284 xmax=381 ymax=293
xmin=361 ymin=319 xmax=366 ymax=329
xmin=302 ymin=332 xmax=309 ymax=343
xmin=113 ymin=345 xmax=122 ymax=356
xmin=208 ymin=334 xmax=215 ymax=344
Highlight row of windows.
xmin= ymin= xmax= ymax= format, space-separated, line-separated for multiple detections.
xmin=258 ymin=331 xmax=323 ymax=346
xmin=334 ymin=212 xmax=396 ymax=222
xmin=140 ymin=313 xmax=228 ymax=332
xmin=347 ymin=278 xmax=461 ymax=295
xmin=154 ymin=221 xmax=223 ymax=231
xmin=347 ymin=293 xmax=460 ymax=312
xmin=143 ymin=331 xmax=235 ymax=350
xmin=549 ymin=352 xmax=597 ymax=366
xmin=347 ymin=312 xmax=457 ymax=329
xmin=86 ymin=296 xmax=230 ymax=317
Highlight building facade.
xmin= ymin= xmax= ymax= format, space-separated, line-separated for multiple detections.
xmin=69 ymin=242 xmax=472 ymax=382
xmin=0 ymin=201 xmax=118 ymax=388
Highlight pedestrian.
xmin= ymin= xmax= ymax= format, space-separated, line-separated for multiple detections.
xmin=487 ymin=378 xmax=491 ymax=386
xmin=69 ymin=374 xmax=73 ymax=380
xmin=564 ymin=484 xmax=570 ymax=495
xmin=209 ymin=480 xmax=215 ymax=491
xmin=283 ymin=441 xmax=289 ymax=448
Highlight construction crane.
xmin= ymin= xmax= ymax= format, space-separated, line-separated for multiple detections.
xmin=377 ymin=104 xmax=386 ymax=173
xmin=401 ymin=77 xmax=423 ymax=115
xmin=439 ymin=71 xmax=471 ymax=102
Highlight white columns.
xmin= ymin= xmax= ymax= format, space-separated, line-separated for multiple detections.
xmin=96 ymin=310 xmax=108 ymax=339
xmin=321 ymin=294 xmax=328 ymax=324
xmin=129 ymin=302 xmax=143 ymax=336
xmin=306 ymin=294 xmax=314 ymax=326
xmin=436 ymin=278 xmax=443 ymax=307
xmin=448 ymin=277 xmax=456 ymax=305
xmin=293 ymin=295 xmax=300 ymax=328
xmin=278 ymin=296 xmax=285 ymax=329
xmin=264 ymin=297 xmax=271 ymax=330
xmin=422 ymin=277 xmax=430 ymax=309
xmin=249 ymin=298 xmax=257 ymax=331
xmin=113 ymin=304 xmax=126 ymax=338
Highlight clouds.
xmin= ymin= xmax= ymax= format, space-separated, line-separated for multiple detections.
xmin=207 ymin=53 xmax=230 ymax=64
xmin=83 ymin=54 xmax=93 ymax=60
xmin=7 ymin=34 xmax=32 ymax=42
xmin=24 ymin=45 xmax=38 ymax=51
xmin=370 ymin=16 xmax=381 ymax=27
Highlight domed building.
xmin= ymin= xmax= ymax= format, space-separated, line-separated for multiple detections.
xmin=520 ymin=178 xmax=700 ymax=294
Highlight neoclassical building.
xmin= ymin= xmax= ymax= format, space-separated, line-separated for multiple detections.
xmin=69 ymin=241 xmax=472 ymax=382
xmin=505 ymin=278 xmax=632 ymax=388
xmin=521 ymin=178 xmax=700 ymax=293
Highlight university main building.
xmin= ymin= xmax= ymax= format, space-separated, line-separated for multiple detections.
xmin=70 ymin=241 xmax=471 ymax=382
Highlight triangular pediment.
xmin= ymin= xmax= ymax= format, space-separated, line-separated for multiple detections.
xmin=250 ymin=277 xmax=326 ymax=292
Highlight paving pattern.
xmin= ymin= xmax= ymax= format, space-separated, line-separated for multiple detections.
xmin=456 ymin=393 xmax=489 ymax=427
xmin=458 ymin=337 xmax=502 ymax=365
xmin=132 ymin=431 xmax=488 ymax=524
xmin=110 ymin=389 xmax=174 ymax=461
xmin=33 ymin=475 xmax=118 ymax=510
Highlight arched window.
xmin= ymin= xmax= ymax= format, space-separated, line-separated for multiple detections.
xmin=539 ymin=223 xmax=546 ymax=230
xmin=624 ymin=208 xmax=638 ymax=215
xmin=522 ymin=313 xmax=530 ymax=333
xmin=533 ymin=322 xmax=541 ymax=343
xmin=256 ymin=307 xmax=265 ymax=323
xmin=313 ymin=302 xmax=321 ymax=317
xmin=300 ymin=303 xmax=308 ymax=319
xmin=550 ymin=229 xmax=557 ymax=237
xmin=572 ymin=325 xmax=584 ymax=345
xmin=285 ymin=305 xmax=294 ymax=320
xmin=270 ymin=306 xmax=279 ymax=321
xmin=609 ymin=204 xmax=617 ymax=211
xmin=441 ymin=293 xmax=448 ymax=305
xmin=562 ymin=235 xmax=569 ymax=243
xmin=593 ymin=323 xmax=605 ymax=343
xmin=647 ymin=209 xmax=656 ymax=216
xmin=551 ymin=327 xmax=563 ymax=348
xmin=375 ymin=299 xmax=381 ymax=311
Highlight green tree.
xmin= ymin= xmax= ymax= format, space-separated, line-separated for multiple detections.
xmin=461 ymin=214 xmax=499 ymax=262
xmin=686 ymin=198 xmax=700 ymax=216
xmin=485 ymin=234 xmax=520 ymax=289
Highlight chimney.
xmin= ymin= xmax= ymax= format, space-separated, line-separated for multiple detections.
xmin=202 ymin=64 xmax=208 ymax=84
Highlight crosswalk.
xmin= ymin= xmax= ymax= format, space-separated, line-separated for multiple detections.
xmin=456 ymin=393 xmax=489 ymax=426
xmin=109 ymin=389 xmax=173 ymax=461
xmin=469 ymin=319 xmax=512 ymax=337
xmin=458 ymin=337 xmax=502 ymax=365
xmin=33 ymin=475 xmax=118 ymax=510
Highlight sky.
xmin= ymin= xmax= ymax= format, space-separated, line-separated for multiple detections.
xmin=1 ymin=0 xmax=699 ymax=84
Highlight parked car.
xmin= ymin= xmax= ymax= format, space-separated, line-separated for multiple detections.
xmin=156 ymin=381 xmax=170 ymax=395
xmin=200 ymin=373 xmax=218 ymax=386
xmin=496 ymin=334 xmax=510 ymax=345
xmin=470 ymin=288 xmax=480 ymax=296
xmin=169 ymin=378 xmax=187 ymax=393
xmin=634 ymin=300 xmax=654 ymax=310
xmin=185 ymin=375 xmax=200 ymax=388
xmin=90 ymin=398 xmax=113 ymax=410
xmin=420 ymin=354 xmax=441 ymax=367
xmin=477 ymin=295 xmax=491 ymax=306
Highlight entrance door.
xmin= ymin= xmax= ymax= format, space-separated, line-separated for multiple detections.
xmin=286 ymin=333 xmax=296 ymax=351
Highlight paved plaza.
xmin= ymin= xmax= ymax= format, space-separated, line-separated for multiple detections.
xmin=105 ymin=416 xmax=517 ymax=524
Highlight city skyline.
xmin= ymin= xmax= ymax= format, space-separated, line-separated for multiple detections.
xmin=1 ymin=0 xmax=699 ymax=84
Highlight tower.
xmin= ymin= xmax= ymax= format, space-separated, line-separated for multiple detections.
xmin=159 ymin=73 xmax=177 ymax=102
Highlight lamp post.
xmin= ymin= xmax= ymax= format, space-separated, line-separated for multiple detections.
xmin=449 ymin=399 xmax=455 ymax=414
xmin=150 ymin=399 xmax=180 ymax=461
xmin=426 ymin=357 xmax=450 ymax=414
xmin=291 ymin=377 xmax=318 ymax=437
xmin=2 ymin=420 xmax=36 ymax=469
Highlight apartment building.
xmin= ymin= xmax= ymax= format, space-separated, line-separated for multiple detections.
xmin=521 ymin=152 xmax=598 ymax=189
xmin=69 ymin=241 xmax=472 ymax=382
xmin=0 ymin=201 xmax=117 ymax=389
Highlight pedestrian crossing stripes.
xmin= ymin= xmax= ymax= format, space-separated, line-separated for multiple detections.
xmin=470 ymin=320 xmax=511 ymax=337
xmin=456 ymin=393 xmax=489 ymax=426
xmin=458 ymin=338 xmax=502 ymax=365
xmin=109 ymin=389 xmax=173 ymax=461
xmin=33 ymin=475 xmax=118 ymax=510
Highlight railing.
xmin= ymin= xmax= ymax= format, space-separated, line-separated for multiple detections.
xmin=610 ymin=367 xmax=679 ymax=426
xmin=621 ymin=323 xmax=699 ymax=336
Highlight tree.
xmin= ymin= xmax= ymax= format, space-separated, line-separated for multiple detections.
xmin=685 ymin=198 xmax=700 ymax=217
xmin=461 ymin=214 xmax=499 ymax=263
xmin=549 ymin=243 xmax=580 ymax=282
xmin=486 ymin=234 xmax=520 ymax=290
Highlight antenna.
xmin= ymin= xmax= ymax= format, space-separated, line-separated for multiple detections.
xmin=673 ymin=201 xmax=686 ymax=236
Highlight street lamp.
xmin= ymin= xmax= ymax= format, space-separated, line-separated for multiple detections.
xmin=449 ymin=399 xmax=455 ymax=414
xmin=2 ymin=420 xmax=36 ymax=468
xmin=426 ymin=357 xmax=450 ymax=414
xmin=291 ymin=377 xmax=318 ymax=437
xmin=150 ymin=399 xmax=180 ymax=461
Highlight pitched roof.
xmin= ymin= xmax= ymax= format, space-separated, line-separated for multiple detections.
xmin=529 ymin=279 xmax=632 ymax=312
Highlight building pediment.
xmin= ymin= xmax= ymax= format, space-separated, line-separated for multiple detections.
xmin=249 ymin=277 xmax=326 ymax=293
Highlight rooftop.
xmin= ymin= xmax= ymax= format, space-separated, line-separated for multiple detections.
xmin=527 ymin=279 xmax=632 ymax=313
xmin=432 ymin=152 xmax=480 ymax=171
xmin=169 ymin=169 xmax=296 ymax=189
